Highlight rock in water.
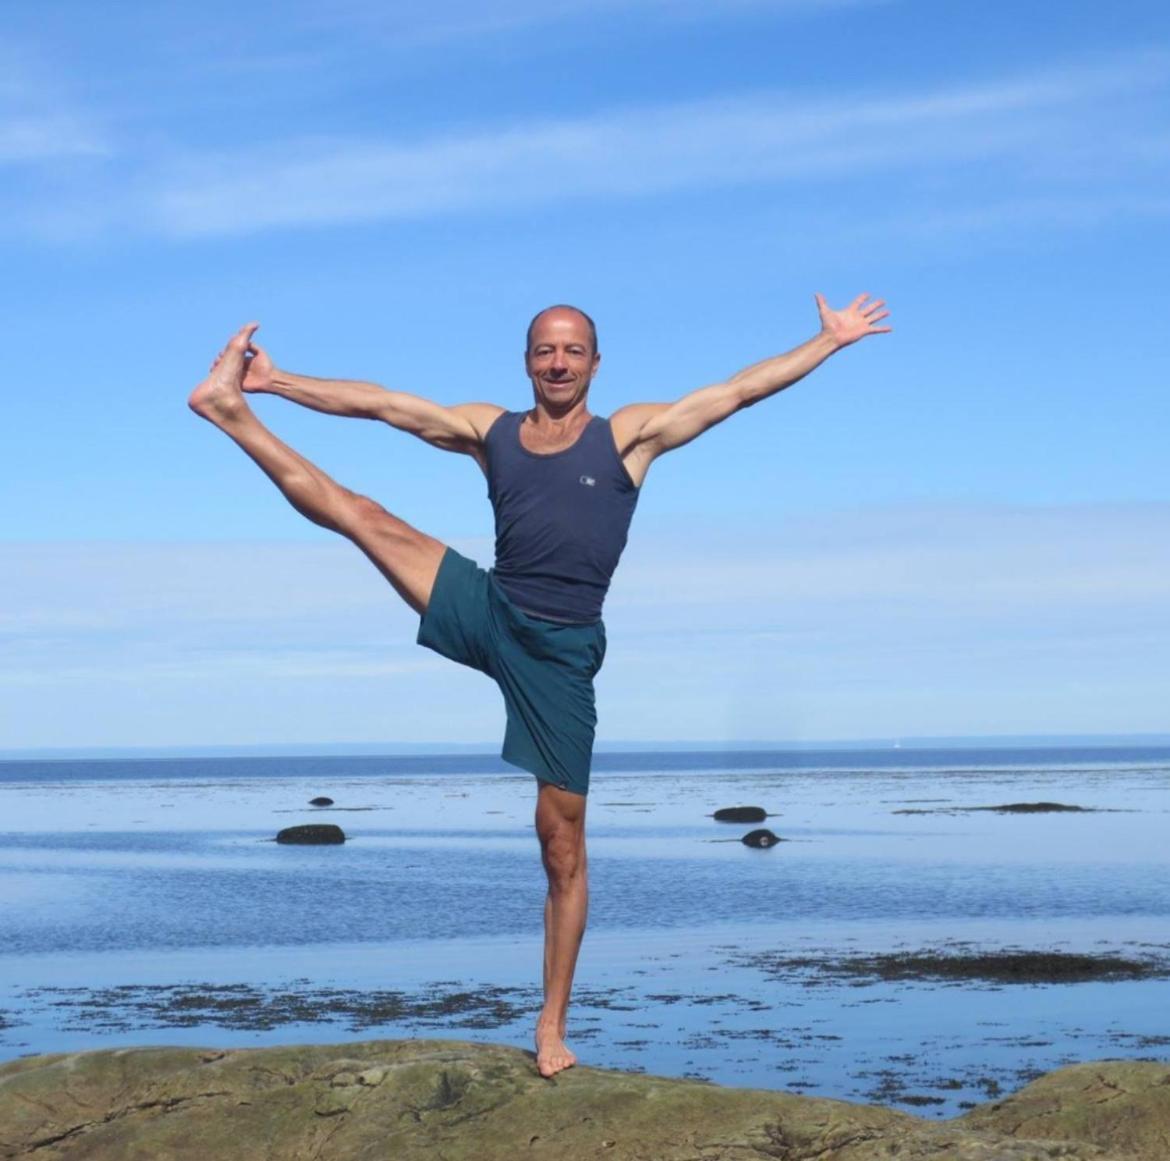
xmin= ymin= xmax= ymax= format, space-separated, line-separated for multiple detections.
xmin=0 ymin=1040 xmax=1158 ymax=1159
xmin=742 ymin=828 xmax=782 ymax=848
xmin=309 ymin=796 xmax=334 ymax=806
xmin=714 ymin=806 xmax=768 ymax=823
xmin=276 ymin=824 xmax=345 ymax=844
xmin=975 ymin=802 xmax=1088 ymax=813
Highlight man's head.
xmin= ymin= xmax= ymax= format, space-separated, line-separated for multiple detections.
xmin=526 ymin=304 xmax=598 ymax=357
xmin=524 ymin=305 xmax=601 ymax=414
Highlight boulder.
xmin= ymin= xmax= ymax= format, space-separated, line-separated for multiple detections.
xmin=973 ymin=802 xmax=1089 ymax=813
xmin=713 ymin=806 xmax=767 ymax=823
xmin=309 ymin=796 xmax=335 ymax=807
xmin=275 ymin=824 xmax=345 ymax=845
xmin=1 ymin=1040 xmax=1162 ymax=1159
xmin=742 ymin=828 xmax=783 ymax=848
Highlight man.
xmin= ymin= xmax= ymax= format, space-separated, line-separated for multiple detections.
xmin=188 ymin=293 xmax=891 ymax=1077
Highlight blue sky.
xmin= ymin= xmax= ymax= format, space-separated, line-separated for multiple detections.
xmin=2 ymin=0 xmax=1168 ymax=751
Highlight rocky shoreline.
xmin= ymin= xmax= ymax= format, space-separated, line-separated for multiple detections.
xmin=6 ymin=941 xmax=1169 ymax=1118
xmin=2 ymin=1039 xmax=1168 ymax=1159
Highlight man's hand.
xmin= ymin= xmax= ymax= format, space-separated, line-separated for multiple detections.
xmin=815 ymin=292 xmax=891 ymax=348
xmin=613 ymin=290 xmax=893 ymax=484
xmin=242 ymin=341 xmax=275 ymax=393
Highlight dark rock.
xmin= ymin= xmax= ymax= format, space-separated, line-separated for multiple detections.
xmin=741 ymin=828 xmax=782 ymax=848
xmin=309 ymin=796 xmax=334 ymax=806
xmin=275 ymin=824 xmax=346 ymax=845
xmin=971 ymin=802 xmax=1088 ymax=814
xmin=714 ymin=806 xmax=767 ymax=823
xmin=894 ymin=802 xmax=1101 ymax=816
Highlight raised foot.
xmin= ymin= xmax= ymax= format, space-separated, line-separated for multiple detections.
xmin=188 ymin=322 xmax=259 ymax=424
xmin=535 ymin=1024 xmax=577 ymax=1078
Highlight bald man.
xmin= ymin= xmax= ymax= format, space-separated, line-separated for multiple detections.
xmin=188 ymin=293 xmax=891 ymax=1077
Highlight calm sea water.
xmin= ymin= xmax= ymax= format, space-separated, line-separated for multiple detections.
xmin=2 ymin=747 xmax=1168 ymax=1114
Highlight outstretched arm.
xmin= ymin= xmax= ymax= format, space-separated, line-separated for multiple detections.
xmin=235 ymin=333 xmax=503 ymax=464
xmin=613 ymin=293 xmax=891 ymax=477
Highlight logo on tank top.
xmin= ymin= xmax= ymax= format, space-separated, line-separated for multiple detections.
xmin=579 ymin=475 xmax=596 ymax=487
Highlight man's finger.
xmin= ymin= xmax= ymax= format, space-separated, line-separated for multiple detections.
xmin=849 ymin=292 xmax=869 ymax=309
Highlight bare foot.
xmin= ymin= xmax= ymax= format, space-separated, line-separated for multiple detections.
xmin=535 ymin=1022 xmax=577 ymax=1078
xmin=188 ymin=322 xmax=259 ymax=424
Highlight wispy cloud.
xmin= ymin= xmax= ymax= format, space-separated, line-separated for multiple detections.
xmin=0 ymin=44 xmax=108 ymax=164
xmin=302 ymin=0 xmax=888 ymax=48
xmin=8 ymin=38 xmax=1169 ymax=239
xmin=0 ymin=114 xmax=106 ymax=164
xmin=121 ymin=47 xmax=1170 ymax=236
xmin=2 ymin=505 xmax=1167 ymax=747
xmin=0 ymin=650 xmax=448 ymax=687
xmin=609 ymin=503 xmax=1170 ymax=614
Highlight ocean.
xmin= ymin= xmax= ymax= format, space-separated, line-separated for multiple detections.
xmin=2 ymin=746 xmax=1168 ymax=1115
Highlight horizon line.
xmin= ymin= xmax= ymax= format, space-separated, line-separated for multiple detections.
xmin=3 ymin=732 xmax=1170 ymax=762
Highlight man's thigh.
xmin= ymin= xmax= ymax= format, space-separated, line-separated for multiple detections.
xmin=415 ymin=548 xmax=497 ymax=674
xmin=344 ymin=495 xmax=448 ymax=616
xmin=494 ymin=616 xmax=603 ymax=796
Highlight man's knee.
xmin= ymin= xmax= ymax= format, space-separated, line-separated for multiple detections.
xmin=340 ymin=490 xmax=395 ymax=536
xmin=340 ymin=490 xmax=428 ymax=551
xmin=539 ymin=816 xmax=585 ymax=890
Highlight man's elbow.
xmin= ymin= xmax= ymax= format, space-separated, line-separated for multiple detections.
xmin=722 ymin=382 xmax=757 ymax=413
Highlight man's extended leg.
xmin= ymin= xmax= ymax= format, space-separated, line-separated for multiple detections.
xmin=534 ymin=781 xmax=588 ymax=1078
xmin=188 ymin=324 xmax=445 ymax=613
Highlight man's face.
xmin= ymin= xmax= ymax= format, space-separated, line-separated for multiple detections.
xmin=525 ymin=309 xmax=600 ymax=412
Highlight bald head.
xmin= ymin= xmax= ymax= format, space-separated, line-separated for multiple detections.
xmin=526 ymin=304 xmax=598 ymax=357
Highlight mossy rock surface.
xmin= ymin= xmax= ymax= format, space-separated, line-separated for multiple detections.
xmin=3 ymin=1039 xmax=1166 ymax=1159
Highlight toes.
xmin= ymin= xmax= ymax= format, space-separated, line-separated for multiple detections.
xmin=227 ymin=322 xmax=260 ymax=352
xmin=536 ymin=1051 xmax=576 ymax=1077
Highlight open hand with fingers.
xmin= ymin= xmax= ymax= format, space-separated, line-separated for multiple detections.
xmin=815 ymin=292 xmax=892 ymax=348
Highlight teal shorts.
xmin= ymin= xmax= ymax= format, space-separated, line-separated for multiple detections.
xmin=416 ymin=547 xmax=606 ymax=796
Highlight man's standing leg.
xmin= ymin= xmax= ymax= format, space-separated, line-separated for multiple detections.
xmin=534 ymin=782 xmax=588 ymax=1077
xmin=188 ymin=324 xmax=445 ymax=614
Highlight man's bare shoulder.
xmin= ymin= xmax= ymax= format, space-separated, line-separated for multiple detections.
xmin=609 ymin=402 xmax=669 ymax=455
xmin=450 ymin=402 xmax=507 ymax=441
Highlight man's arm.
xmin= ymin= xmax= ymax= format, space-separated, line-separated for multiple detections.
xmin=240 ymin=338 xmax=503 ymax=463
xmin=613 ymin=293 xmax=890 ymax=478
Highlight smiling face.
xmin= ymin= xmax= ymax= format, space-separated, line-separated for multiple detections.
xmin=524 ymin=307 xmax=601 ymax=415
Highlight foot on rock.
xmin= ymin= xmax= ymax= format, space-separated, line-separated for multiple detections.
xmin=535 ymin=1023 xmax=577 ymax=1078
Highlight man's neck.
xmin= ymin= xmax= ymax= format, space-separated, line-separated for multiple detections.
xmin=527 ymin=398 xmax=592 ymax=430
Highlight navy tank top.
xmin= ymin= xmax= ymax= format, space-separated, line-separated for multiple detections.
xmin=485 ymin=411 xmax=640 ymax=623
